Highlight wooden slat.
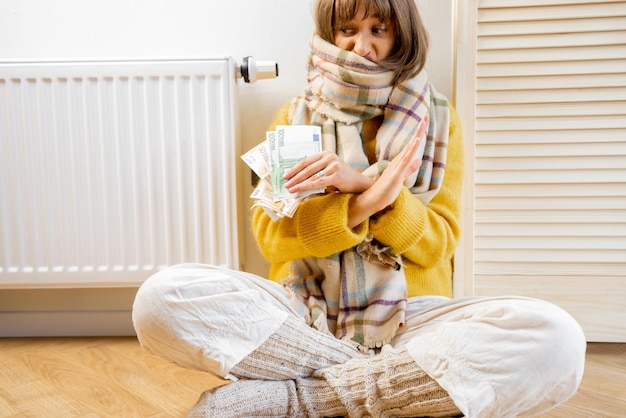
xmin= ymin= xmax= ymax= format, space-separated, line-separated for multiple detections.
xmin=477 ymin=129 xmax=626 ymax=144
xmin=476 ymin=169 xmax=623 ymax=184
xmin=477 ymin=222 xmax=626 ymax=236
xmin=478 ymin=73 xmax=626 ymax=91
xmin=476 ymin=235 xmax=626 ymax=250
xmin=478 ymin=16 xmax=626 ymax=36
xmin=476 ymin=142 xmax=626 ymax=157
xmin=477 ymin=59 xmax=626 ymax=77
xmin=475 ymin=261 xmax=626 ymax=277
xmin=475 ymin=196 xmax=626 ymax=210
xmin=479 ymin=0 xmax=626 ymax=7
xmin=473 ymin=209 xmax=624 ymax=223
xmin=477 ymin=89 xmax=626 ymax=106
xmin=478 ymin=30 xmax=626 ymax=50
xmin=477 ymin=156 xmax=625 ymax=171
xmin=475 ymin=248 xmax=624 ymax=264
xmin=478 ymin=3 xmax=626 ymax=23
xmin=476 ymin=183 xmax=625 ymax=197
xmin=476 ymin=114 xmax=626 ymax=131
xmin=479 ymin=44 xmax=626 ymax=64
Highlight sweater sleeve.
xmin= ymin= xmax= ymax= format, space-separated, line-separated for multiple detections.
xmin=368 ymin=105 xmax=464 ymax=268
xmin=252 ymin=193 xmax=368 ymax=262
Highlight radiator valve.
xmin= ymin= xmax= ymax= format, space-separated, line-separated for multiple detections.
xmin=240 ymin=56 xmax=279 ymax=83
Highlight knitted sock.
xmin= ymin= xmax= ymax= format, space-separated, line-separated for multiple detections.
xmin=299 ymin=345 xmax=462 ymax=418
xmin=189 ymin=346 xmax=461 ymax=418
xmin=229 ymin=315 xmax=364 ymax=380
xmin=187 ymin=380 xmax=305 ymax=418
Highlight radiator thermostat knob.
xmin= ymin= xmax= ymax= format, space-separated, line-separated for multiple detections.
xmin=241 ymin=56 xmax=279 ymax=83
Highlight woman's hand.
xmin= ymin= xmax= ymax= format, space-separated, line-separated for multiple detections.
xmin=283 ymin=150 xmax=374 ymax=194
xmin=348 ymin=115 xmax=429 ymax=228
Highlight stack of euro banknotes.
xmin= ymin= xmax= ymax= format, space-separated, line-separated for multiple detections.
xmin=241 ymin=125 xmax=324 ymax=221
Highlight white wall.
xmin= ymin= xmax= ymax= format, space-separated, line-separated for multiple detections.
xmin=0 ymin=0 xmax=455 ymax=277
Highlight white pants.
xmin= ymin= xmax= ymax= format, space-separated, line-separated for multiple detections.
xmin=132 ymin=263 xmax=586 ymax=418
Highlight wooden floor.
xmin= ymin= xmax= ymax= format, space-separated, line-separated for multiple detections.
xmin=0 ymin=338 xmax=624 ymax=417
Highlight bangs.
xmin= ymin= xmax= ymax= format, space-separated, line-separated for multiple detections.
xmin=332 ymin=0 xmax=393 ymax=27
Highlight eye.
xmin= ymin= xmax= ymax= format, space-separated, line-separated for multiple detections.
xmin=372 ymin=25 xmax=388 ymax=35
xmin=338 ymin=26 xmax=356 ymax=35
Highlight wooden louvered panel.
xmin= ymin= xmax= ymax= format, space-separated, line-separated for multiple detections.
xmin=466 ymin=0 xmax=626 ymax=341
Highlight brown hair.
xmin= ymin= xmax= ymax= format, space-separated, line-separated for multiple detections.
xmin=313 ymin=0 xmax=430 ymax=83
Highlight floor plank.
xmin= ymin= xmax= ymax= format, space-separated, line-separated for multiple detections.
xmin=0 ymin=338 xmax=623 ymax=417
xmin=0 ymin=338 xmax=226 ymax=418
xmin=538 ymin=343 xmax=626 ymax=418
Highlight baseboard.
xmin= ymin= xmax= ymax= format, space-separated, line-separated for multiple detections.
xmin=0 ymin=288 xmax=138 ymax=337
xmin=0 ymin=311 xmax=136 ymax=337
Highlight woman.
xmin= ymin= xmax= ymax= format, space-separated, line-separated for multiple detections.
xmin=133 ymin=0 xmax=586 ymax=416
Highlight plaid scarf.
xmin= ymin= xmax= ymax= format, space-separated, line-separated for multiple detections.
xmin=285 ymin=35 xmax=450 ymax=349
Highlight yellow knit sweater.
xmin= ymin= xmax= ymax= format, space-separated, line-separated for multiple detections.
xmin=251 ymin=102 xmax=464 ymax=298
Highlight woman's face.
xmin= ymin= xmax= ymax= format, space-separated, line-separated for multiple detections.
xmin=333 ymin=3 xmax=396 ymax=63
xmin=333 ymin=3 xmax=395 ymax=63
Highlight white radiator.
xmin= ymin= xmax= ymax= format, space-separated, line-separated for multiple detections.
xmin=0 ymin=58 xmax=244 ymax=288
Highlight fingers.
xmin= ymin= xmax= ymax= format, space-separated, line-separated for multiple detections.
xmin=283 ymin=151 xmax=336 ymax=191
xmin=282 ymin=151 xmax=330 ymax=182
xmin=283 ymin=153 xmax=322 ymax=180
xmin=404 ymin=115 xmax=428 ymax=156
xmin=283 ymin=168 xmax=324 ymax=195
xmin=285 ymin=172 xmax=327 ymax=194
xmin=380 ymin=115 xmax=429 ymax=185
xmin=283 ymin=165 xmax=326 ymax=191
xmin=407 ymin=115 xmax=429 ymax=171
xmin=417 ymin=113 xmax=429 ymax=139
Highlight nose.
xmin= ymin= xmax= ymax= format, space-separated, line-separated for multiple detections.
xmin=352 ymin=33 xmax=371 ymax=58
